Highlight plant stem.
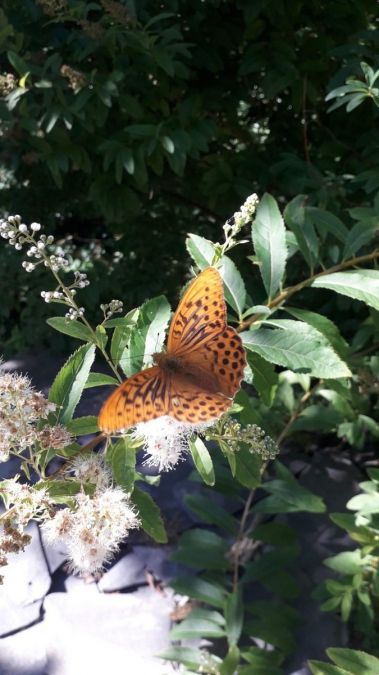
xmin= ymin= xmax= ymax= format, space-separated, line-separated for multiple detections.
xmin=42 ymin=252 xmax=123 ymax=383
xmin=238 ymin=249 xmax=379 ymax=332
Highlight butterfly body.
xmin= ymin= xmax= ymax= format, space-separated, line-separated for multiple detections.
xmin=99 ymin=267 xmax=246 ymax=433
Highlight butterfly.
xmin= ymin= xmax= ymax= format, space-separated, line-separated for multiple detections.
xmin=98 ymin=267 xmax=246 ymax=433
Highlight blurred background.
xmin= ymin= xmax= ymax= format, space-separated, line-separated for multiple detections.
xmin=1 ymin=0 xmax=378 ymax=355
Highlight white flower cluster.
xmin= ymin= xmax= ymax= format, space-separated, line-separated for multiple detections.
xmin=1 ymin=478 xmax=53 ymax=526
xmin=0 ymin=370 xmax=71 ymax=462
xmin=73 ymin=271 xmax=90 ymax=289
xmin=100 ymin=298 xmax=124 ymax=320
xmin=231 ymin=192 xmax=259 ymax=229
xmin=65 ymin=307 xmax=85 ymax=320
xmin=68 ymin=454 xmax=111 ymax=492
xmin=41 ymin=290 xmax=64 ymax=303
xmin=133 ymin=416 xmax=213 ymax=472
xmin=0 ymin=214 xmax=70 ymax=273
xmin=43 ymin=488 xmax=140 ymax=575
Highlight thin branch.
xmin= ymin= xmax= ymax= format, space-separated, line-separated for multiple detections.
xmin=238 ymin=249 xmax=379 ymax=332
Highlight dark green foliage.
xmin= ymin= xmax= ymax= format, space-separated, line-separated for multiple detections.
xmin=1 ymin=0 xmax=379 ymax=350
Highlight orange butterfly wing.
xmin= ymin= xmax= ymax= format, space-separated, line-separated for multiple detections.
xmin=167 ymin=267 xmax=226 ymax=356
xmin=168 ymin=373 xmax=232 ymax=423
xmin=183 ymin=326 xmax=246 ymax=398
xmin=98 ymin=267 xmax=246 ymax=433
xmin=98 ymin=366 xmax=170 ymax=433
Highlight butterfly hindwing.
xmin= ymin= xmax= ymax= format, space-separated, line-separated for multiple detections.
xmin=167 ymin=267 xmax=226 ymax=356
xmin=182 ymin=326 xmax=246 ymax=397
xmin=98 ymin=366 xmax=170 ymax=433
xmin=168 ymin=373 xmax=232 ymax=424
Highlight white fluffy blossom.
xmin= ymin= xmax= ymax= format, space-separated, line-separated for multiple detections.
xmin=68 ymin=454 xmax=111 ymax=492
xmin=133 ymin=416 xmax=213 ymax=472
xmin=43 ymin=488 xmax=140 ymax=575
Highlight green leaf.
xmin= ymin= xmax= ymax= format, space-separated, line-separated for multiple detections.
xmin=48 ymin=344 xmax=96 ymax=424
xmin=172 ymin=529 xmax=229 ymax=570
xmin=327 ymin=648 xmax=379 ymax=674
xmin=225 ymin=589 xmax=243 ymax=646
xmin=111 ymin=437 xmax=136 ymax=493
xmin=308 ymin=661 xmax=350 ymax=675
xmin=170 ymin=617 xmax=225 ymax=640
xmin=241 ymin=646 xmax=284 ymax=673
xmin=47 ymin=317 xmax=94 ymax=343
xmin=186 ymin=232 xmax=215 ymax=268
xmin=235 ymin=446 xmax=263 ymax=488
xmin=170 ymin=575 xmax=225 ymax=608
xmin=189 ymin=437 xmax=215 ymax=486
xmin=127 ymin=296 xmax=170 ymax=374
xmin=241 ymin=320 xmax=351 ymax=378
xmin=66 ymin=415 xmax=99 ymax=435
xmin=284 ymin=308 xmax=349 ymax=358
xmin=284 ymin=195 xmax=319 ymax=271
xmin=158 ymin=647 xmax=221 ymax=671
xmin=252 ymin=193 xmax=287 ymax=299
xmin=308 ymin=207 xmax=349 ymax=243
xmin=253 ymin=522 xmax=297 ymax=547
xmin=110 ymin=309 xmax=139 ymax=366
xmin=291 ymin=404 xmax=344 ymax=433
xmin=347 ymin=491 xmax=379 ymax=515
xmin=7 ymin=50 xmax=29 ymax=75
xmin=186 ymin=234 xmax=246 ymax=316
xmin=220 ymin=646 xmax=240 ymax=675
xmin=312 ymin=270 xmax=379 ymax=311
xmin=324 ymin=550 xmax=368 ymax=575
xmin=185 ymin=494 xmax=239 ymax=535
xmin=131 ymin=486 xmax=167 ymax=543
xmin=343 ymin=221 xmax=378 ymax=259
xmin=255 ymin=462 xmax=326 ymax=514
xmin=84 ymin=372 xmax=119 ymax=388
xmin=247 ymin=352 xmax=278 ymax=406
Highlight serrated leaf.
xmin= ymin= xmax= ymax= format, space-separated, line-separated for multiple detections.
xmin=241 ymin=320 xmax=351 ymax=378
xmin=189 ymin=437 xmax=215 ymax=485
xmin=311 ymin=270 xmax=379 ymax=311
xmin=255 ymin=462 xmax=326 ymax=514
xmin=48 ymin=344 xmax=96 ymax=424
xmin=185 ymin=234 xmax=246 ymax=316
xmin=66 ymin=415 xmax=99 ymax=435
xmin=47 ymin=317 xmax=94 ymax=343
xmin=247 ymin=352 xmax=278 ymax=406
xmin=127 ymin=296 xmax=170 ymax=374
xmin=252 ymin=193 xmax=287 ymax=299
xmin=131 ymin=486 xmax=167 ymax=543
xmin=284 ymin=308 xmax=349 ymax=358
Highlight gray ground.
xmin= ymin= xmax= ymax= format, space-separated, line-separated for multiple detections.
xmin=0 ymin=353 xmax=359 ymax=675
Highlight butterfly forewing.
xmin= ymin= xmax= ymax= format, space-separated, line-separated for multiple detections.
xmin=167 ymin=267 xmax=226 ymax=356
xmin=98 ymin=366 xmax=171 ymax=433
